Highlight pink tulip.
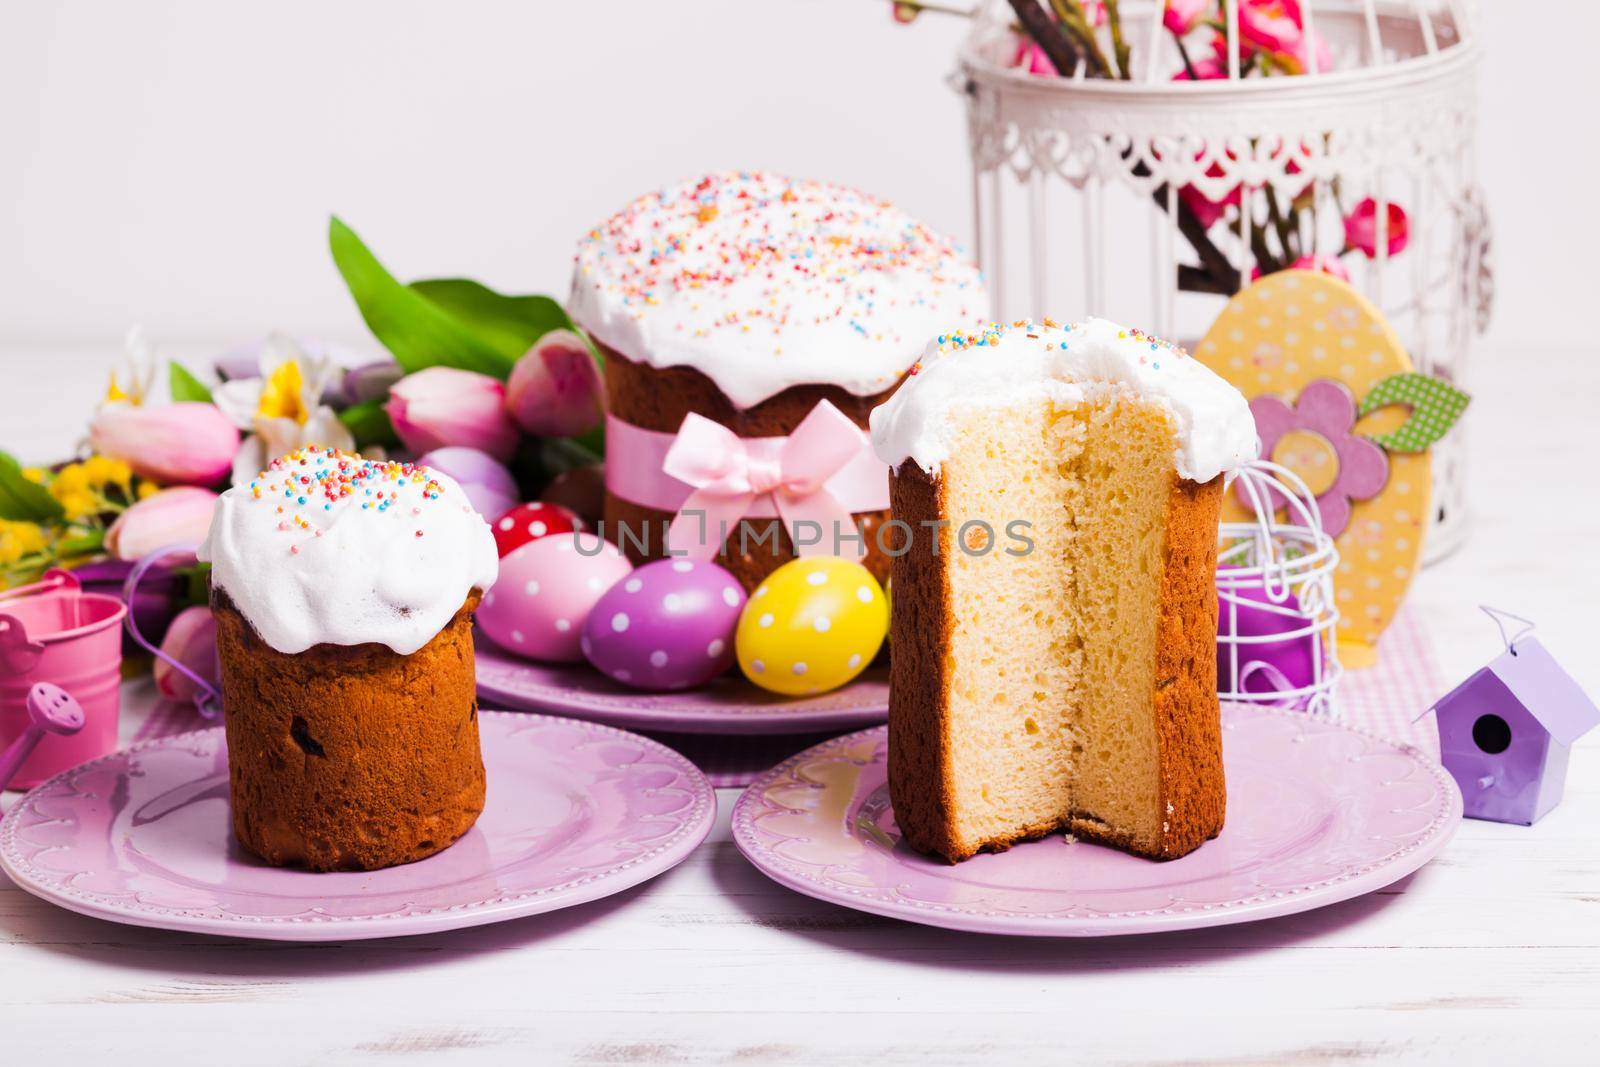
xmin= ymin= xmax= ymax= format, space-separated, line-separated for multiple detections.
xmin=155 ymin=605 xmax=220 ymax=704
xmin=1164 ymin=0 xmax=1211 ymax=36
xmin=89 ymin=402 xmax=239 ymax=486
xmin=1014 ymin=38 xmax=1058 ymax=76
xmin=1238 ymin=0 xmax=1332 ymax=74
xmin=105 ymin=486 xmax=219 ymax=561
xmin=1290 ymin=253 xmax=1351 ymax=281
xmin=504 ymin=330 xmax=605 ymax=439
xmin=1343 ymin=198 xmax=1409 ymax=258
xmin=386 ymin=366 xmax=521 ymax=462
xmin=417 ymin=446 xmax=520 ymax=520
xmin=1173 ymin=53 xmax=1228 ymax=80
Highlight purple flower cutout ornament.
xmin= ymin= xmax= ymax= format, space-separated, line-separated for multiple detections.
xmin=1248 ymin=380 xmax=1389 ymax=537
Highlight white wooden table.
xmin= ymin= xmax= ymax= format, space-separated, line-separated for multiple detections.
xmin=1 ymin=341 xmax=1596 ymax=1065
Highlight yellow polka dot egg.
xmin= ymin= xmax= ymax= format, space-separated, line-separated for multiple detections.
xmin=735 ymin=557 xmax=888 ymax=696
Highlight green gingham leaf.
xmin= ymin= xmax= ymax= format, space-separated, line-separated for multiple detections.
xmin=1358 ymin=372 xmax=1471 ymax=453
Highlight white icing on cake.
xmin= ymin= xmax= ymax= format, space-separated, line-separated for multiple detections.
xmin=198 ymin=447 xmax=499 ymax=656
xmin=870 ymin=318 xmax=1258 ymax=483
xmin=568 ymin=171 xmax=989 ymax=409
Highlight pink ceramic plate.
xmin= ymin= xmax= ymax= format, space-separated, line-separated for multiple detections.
xmin=0 ymin=712 xmax=714 ymax=941
xmin=476 ymin=641 xmax=888 ymax=735
xmin=733 ymin=704 xmax=1462 ymax=936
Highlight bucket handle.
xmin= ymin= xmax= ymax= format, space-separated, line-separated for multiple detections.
xmin=122 ymin=544 xmax=223 ymax=720
xmin=0 ymin=568 xmax=80 ymax=604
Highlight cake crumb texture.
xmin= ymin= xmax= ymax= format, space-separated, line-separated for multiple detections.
xmin=887 ymin=390 xmax=1225 ymax=863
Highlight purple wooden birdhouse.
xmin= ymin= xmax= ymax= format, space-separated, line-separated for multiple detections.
xmin=1432 ymin=614 xmax=1600 ymax=825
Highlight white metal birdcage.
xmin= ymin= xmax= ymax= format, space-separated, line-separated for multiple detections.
xmin=956 ymin=0 xmax=1488 ymax=562
xmin=1218 ymin=459 xmax=1342 ymax=715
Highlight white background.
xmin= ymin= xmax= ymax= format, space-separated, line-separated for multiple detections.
xmin=1 ymin=0 xmax=1594 ymax=353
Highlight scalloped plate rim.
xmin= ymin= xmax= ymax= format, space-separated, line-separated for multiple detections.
xmin=0 ymin=711 xmax=717 ymax=942
xmin=475 ymin=641 xmax=888 ymax=735
xmin=731 ymin=704 xmax=1462 ymax=937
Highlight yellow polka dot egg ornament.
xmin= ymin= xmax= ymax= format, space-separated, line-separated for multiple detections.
xmin=1195 ymin=270 xmax=1470 ymax=664
xmin=736 ymin=557 xmax=889 ymax=696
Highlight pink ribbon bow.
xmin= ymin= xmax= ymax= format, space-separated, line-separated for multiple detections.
xmin=662 ymin=400 xmax=868 ymax=561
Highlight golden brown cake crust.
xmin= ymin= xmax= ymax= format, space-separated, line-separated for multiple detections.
xmin=212 ymin=589 xmax=486 ymax=872
xmin=885 ymin=465 xmax=1227 ymax=864
xmin=601 ymin=342 xmax=897 ymax=591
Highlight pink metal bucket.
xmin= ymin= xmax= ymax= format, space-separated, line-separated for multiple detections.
xmin=0 ymin=569 xmax=125 ymax=789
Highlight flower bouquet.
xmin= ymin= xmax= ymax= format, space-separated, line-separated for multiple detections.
xmin=1 ymin=218 xmax=608 ymax=713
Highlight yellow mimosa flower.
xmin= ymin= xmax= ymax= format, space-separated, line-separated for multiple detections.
xmin=257 ymin=359 xmax=310 ymax=424
xmin=21 ymin=467 xmax=46 ymax=484
xmin=83 ymin=454 xmax=133 ymax=489
xmin=49 ymin=463 xmax=90 ymax=499
xmin=58 ymin=491 xmax=102 ymax=521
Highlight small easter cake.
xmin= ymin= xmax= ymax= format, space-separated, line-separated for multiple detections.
xmin=198 ymin=447 xmax=499 ymax=872
xmin=870 ymin=319 xmax=1256 ymax=863
xmin=569 ymin=170 xmax=988 ymax=590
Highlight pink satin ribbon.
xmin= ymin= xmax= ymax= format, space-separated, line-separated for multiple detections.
xmin=605 ymin=402 xmax=888 ymax=561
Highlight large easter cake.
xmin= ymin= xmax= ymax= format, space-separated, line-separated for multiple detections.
xmin=569 ymin=170 xmax=988 ymax=590
xmin=199 ymin=447 xmax=499 ymax=872
xmin=870 ymin=319 xmax=1257 ymax=863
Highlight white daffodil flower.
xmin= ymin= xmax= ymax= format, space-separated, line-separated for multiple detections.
xmin=104 ymin=325 xmax=160 ymax=406
xmin=212 ymin=334 xmax=357 ymax=486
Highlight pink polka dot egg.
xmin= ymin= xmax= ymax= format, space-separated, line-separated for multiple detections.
xmin=581 ymin=558 xmax=745 ymax=691
xmin=477 ymin=532 xmax=632 ymax=662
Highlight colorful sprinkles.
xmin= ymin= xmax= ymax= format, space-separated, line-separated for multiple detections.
xmin=573 ymin=170 xmax=983 ymax=356
xmin=245 ymin=446 xmax=448 ymax=555
xmin=910 ymin=318 xmax=1190 ymax=375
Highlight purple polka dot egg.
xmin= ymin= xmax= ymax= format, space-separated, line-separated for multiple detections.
xmin=581 ymin=558 xmax=746 ymax=691
xmin=478 ymin=533 xmax=633 ymax=662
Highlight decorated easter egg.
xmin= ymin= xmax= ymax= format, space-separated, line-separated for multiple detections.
xmin=489 ymin=500 xmax=582 ymax=558
xmin=736 ymin=557 xmax=888 ymax=696
xmin=478 ymin=532 xmax=632 ymax=662
xmin=1195 ymin=271 xmax=1467 ymax=663
xmin=581 ymin=558 xmax=746 ymax=691
xmin=1216 ymin=572 xmax=1317 ymax=698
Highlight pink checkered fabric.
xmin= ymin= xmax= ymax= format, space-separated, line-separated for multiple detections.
xmin=1337 ymin=605 xmax=1445 ymax=755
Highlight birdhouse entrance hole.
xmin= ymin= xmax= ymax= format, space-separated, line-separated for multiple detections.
xmin=1472 ymin=713 xmax=1512 ymax=755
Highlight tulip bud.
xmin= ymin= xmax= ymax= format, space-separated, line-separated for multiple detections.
xmin=504 ymin=330 xmax=605 ymax=439
xmin=104 ymin=487 xmax=220 ymax=561
xmin=1343 ymin=199 xmax=1410 ymax=259
xmin=155 ymin=605 xmax=220 ymax=704
xmin=89 ymin=402 xmax=239 ymax=486
xmin=386 ymin=367 xmax=521 ymax=462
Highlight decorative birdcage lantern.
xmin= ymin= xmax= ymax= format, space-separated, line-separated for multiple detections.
xmin=1218 ymin=459 xmax=1341 ymax=715
xmin=955 ymin=0 xmax=1489 ymax=562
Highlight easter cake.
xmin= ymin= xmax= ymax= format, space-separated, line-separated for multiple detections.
xmin=569 ymin=170 xmax=987 ymax=591
xmin=869 ymin=319 xmax=1257 ymax=863
xmin=198 ymin=447 xmax=499 ymax=872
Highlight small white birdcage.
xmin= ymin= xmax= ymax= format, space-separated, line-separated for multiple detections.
xmin=1218 ymin=459 xmax=1341 ymax=715
xmin=956 ymin=0 xmax=1488 ymax=561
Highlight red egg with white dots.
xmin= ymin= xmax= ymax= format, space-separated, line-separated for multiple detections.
xmin=490 ymin=501 xmax=582 ymax=558
xmin=477 ymin=533 xmax=632 ymax=662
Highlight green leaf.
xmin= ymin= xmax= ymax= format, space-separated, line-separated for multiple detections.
xmin=0 ymin=451 xmax=64 ymax=523
xmin=338 ymin=400 xmax=401 ymax=449
xmin=168 ymin=360 xmax=213 ymax=403
xmin=1358 ymin=372 xmax=1471 ymax=453
xmin=408 ymin=279 xmax=573 ymax=364
xmin=329 ymin=216 xmax=517 ymax=378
